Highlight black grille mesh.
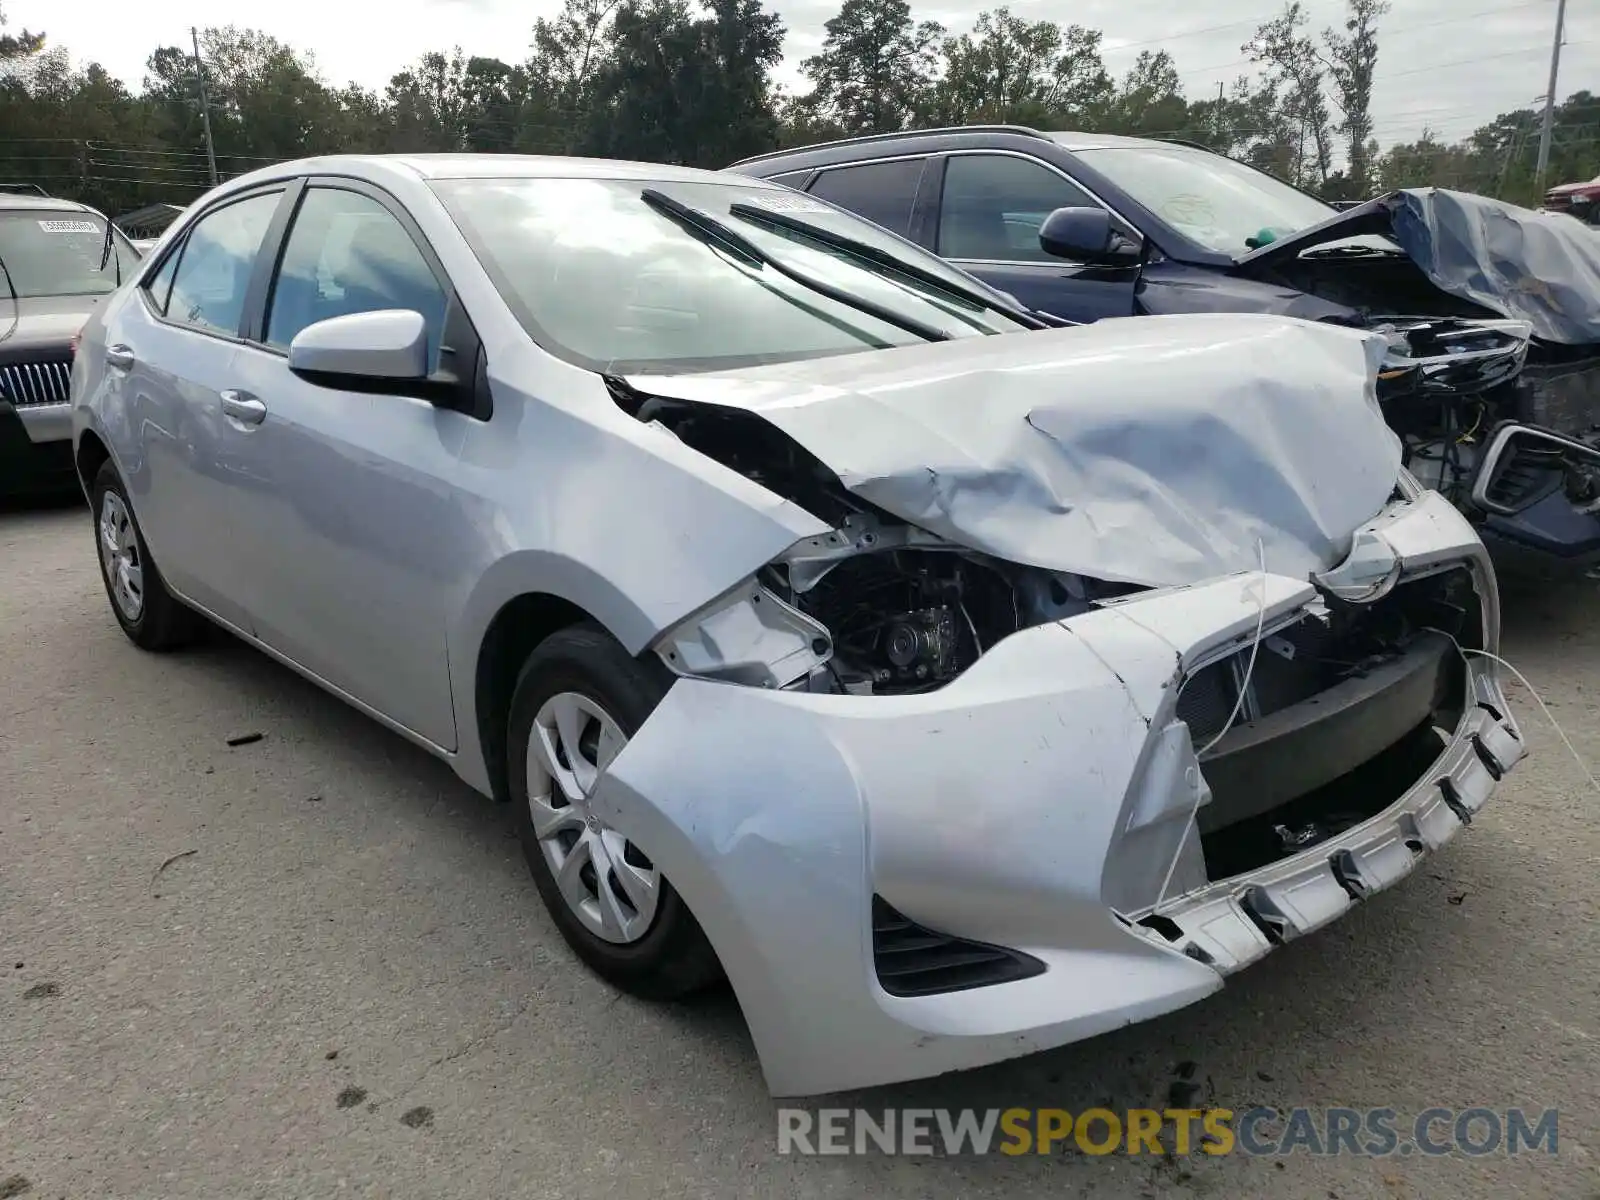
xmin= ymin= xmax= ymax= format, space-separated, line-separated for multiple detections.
xmin=872 ymin=896 xmax=1046 ymax=997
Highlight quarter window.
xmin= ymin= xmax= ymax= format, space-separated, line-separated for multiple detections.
xmin=808 ymin=159 xmax=926 ymax=238
xmin=266 ymin=187 xmax=447 ymax=364
xmin=143 ymin=244 xmax=180 ymax=314
xmin=938 ymin=155 xmax=1098 ymax=262
xmin=165 ymin=192 xmax=282 ymax=335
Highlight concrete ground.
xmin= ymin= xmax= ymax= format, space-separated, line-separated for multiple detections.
xmin=2 ymin=494 xmax=1596 ymax=1200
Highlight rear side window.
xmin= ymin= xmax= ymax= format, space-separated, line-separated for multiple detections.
xmin=808 ymin=159 xmax=926 ymax=238
xmin=165 ymin=191 xmax=282 ymax=336
xmin=939 ymin=154 xmax=1098 ymax=262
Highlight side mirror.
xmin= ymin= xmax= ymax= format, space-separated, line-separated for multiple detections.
xmin=287 ymin=309 xmax=428 ymax=386
xmin=1038 ymin=206 xmax=1142 ymax=265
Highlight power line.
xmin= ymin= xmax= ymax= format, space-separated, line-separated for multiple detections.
xmin=1110 ymin=0 xmax=1550 ymax=60
xmin=1379 ymin=39 xmax=1593 ymax=82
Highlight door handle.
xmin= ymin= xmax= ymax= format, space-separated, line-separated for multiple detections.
xmin=220 ymin=389 xmax=267 ymax=426
xmin=105 ymin=344 xmax=135 ymax=370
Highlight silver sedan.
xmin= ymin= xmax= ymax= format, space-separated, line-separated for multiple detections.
xmin=71 ymin=154 xmax=1525 ymax=1096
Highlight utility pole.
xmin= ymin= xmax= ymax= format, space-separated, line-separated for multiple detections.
xmin=1534 ymin=0 xmax=1567 ymax=194
xmin=190 ymin=26 xmax=219 ymax=188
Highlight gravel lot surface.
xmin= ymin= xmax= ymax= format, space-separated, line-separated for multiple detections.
xmin=3 ymin=495 xmax=1597 ymax=1199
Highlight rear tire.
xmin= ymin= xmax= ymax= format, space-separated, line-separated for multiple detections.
xmin=91 ymin=460 xmax=199 ymax=651
xmin=508 ymin=622 xmax=721 ymax=1000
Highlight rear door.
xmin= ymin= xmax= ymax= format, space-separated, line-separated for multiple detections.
xmin=106 ymin=187 xmax=288 ymax=629
xmin=930 ymin=152 xmax=1140 ymax=322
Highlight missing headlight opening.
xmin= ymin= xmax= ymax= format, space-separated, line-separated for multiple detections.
xmin=623 ymin=387 xmax=1140 ymax=695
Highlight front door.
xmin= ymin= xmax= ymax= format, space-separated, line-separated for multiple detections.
xmin=213 ymin=183 xmax=465 ymax=747
xmin=934 ymin=152 xmax=1140 ymax=322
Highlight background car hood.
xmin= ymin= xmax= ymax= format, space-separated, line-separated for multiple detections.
xmin=0 ymin=294 xmax=106 ymax=353
xmin=1236 ymin=188 xmax=1600 ymax=346
xmin=626 ymin=314 xmax=1401 ymax=587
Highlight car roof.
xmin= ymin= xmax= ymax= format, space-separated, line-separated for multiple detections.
xmin=1045 ymin=130 xmax=1176 ymax=152
xmin=224 ymin=153 xmax=794 ymax=192
xmin=724 ymin=125 xmax=1199 ymax=177
xmin=0 ymin=193 xmax=96 ymax=214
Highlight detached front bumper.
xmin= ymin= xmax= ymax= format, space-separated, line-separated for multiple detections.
xmin=589 ymin=492 xmax=1524 ymax=1097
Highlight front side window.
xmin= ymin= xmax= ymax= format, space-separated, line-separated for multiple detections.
xmin=808 ymin=159 xmax=926 ymax=238
xmin=432 ymin=176 xmax=1027 ymax=374
xmin=266 ymin=188 xmax=447 ymax=362
xmin=165 ymin=192 xmax=282 ymax=336
xmin=0 ymin=212 xmax=133 ymax=298
xmin=938 ymin=154 xmax=1098 ymax=263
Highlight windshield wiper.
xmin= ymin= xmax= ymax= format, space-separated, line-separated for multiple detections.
xmin=1300 ymin=244 xmax=1405 ymax=259
xmin=727 ymin=202 xmax=1048 ymax=331
xmin=639 ymin=188 xmax=950 ymax=344
xmin=97 ymin=219 xmax=121 ymax=284
xmin=0 ymin=253 xmax=19 ymax=345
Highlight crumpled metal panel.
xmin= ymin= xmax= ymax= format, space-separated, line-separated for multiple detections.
xmin=629 ymin=313 xmax=1401 ymax=587
xmin=1389 ymin=188 xmax=1600 ymax=346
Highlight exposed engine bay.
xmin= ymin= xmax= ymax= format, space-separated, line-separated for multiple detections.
xmin=618 ymin=386 xmax=1140 ymax=695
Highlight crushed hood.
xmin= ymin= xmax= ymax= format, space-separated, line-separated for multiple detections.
xmin=626 ymin=314 xmax=1401 ymax=587
xmin=1237 ymin=188 xmax=1600 ymax=346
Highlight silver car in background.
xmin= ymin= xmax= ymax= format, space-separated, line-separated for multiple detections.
xmin=71 ymin=155 xmax=1525 ymax=1096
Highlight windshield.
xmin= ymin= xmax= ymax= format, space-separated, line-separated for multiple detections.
xmin=0 ymin=212 xmax=132 ymax=298
xmin=1070 ymin=144 xmax=1346 ymax=257
xmin=431 ymin=176 xmax=1029 ymax=373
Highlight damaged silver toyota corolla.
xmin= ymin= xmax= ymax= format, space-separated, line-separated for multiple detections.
xmin=72 ymin=156 xmax=1527 ymax=1097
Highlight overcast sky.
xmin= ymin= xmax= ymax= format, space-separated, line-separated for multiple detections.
xmin=4 ymin=0 xmax=1591 ymax=147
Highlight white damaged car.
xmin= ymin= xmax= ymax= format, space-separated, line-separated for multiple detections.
xmin=70 ymin=155 xmax=1526 ymax=1096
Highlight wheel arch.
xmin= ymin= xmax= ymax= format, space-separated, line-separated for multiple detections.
xmin=75 ymin=427 xmax=112 ymax=498
xmin=472 ymin=590 xmax=595 ymax=804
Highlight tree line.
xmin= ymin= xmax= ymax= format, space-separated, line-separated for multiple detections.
xmin=1 ymin=0 xmax=1595 ymax=222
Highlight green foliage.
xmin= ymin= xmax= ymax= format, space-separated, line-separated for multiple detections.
xmin=0 ymin=0 xmax=1595 ymax=220
xmin=581 ymin=0 xmax=785 ymax=166
xmin=800 ymin=0 xmax=943 ymax=135
xmin=0 ymin=0 xmax=44 ymax=60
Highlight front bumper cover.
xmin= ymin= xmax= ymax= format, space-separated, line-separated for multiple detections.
xmin=588 ymin=491 xmax=1523 ymax=1097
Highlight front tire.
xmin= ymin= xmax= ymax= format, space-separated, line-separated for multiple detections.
xmin=91 ymin=461 xmax=199 ymax=651
xmin=508 ymin=623 xmax=721 ymax=1000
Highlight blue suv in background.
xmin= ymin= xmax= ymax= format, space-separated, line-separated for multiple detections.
xmin=726 ymin=125 xmax=1600 ymax=575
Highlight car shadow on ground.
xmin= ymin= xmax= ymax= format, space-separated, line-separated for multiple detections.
xmin=0 ymin=488 xmax=85 ymax=517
